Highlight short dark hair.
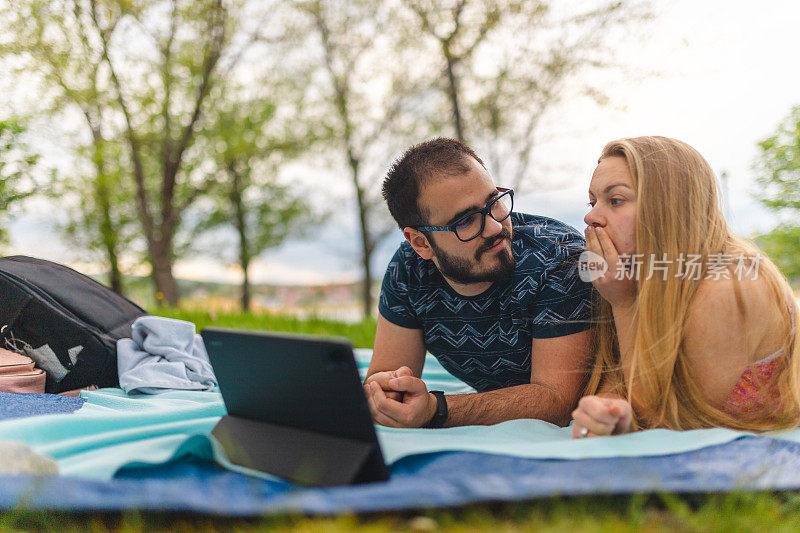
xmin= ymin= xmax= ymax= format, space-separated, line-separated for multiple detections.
xmin=382 ymin=137 xmax=485 ymax=229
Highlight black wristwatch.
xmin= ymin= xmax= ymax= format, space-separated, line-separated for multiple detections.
xmin=423 ymin=390 xmax=448 ymax=428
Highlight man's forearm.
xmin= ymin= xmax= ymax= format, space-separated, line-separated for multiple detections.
xmin=443 ymin=382 xmax=575 ymax=427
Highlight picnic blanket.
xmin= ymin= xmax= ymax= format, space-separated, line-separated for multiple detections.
xmin=2 ymin=349 xmax=800 ymax=514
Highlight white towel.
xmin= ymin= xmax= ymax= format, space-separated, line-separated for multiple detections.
xmin=117 ymin=316 xmax=217 ymax=394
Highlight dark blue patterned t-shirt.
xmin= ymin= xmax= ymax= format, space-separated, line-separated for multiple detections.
xmin=378 ymin=212 xmax=593 ymax=392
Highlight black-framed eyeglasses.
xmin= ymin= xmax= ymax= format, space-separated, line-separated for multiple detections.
xmin=413 ymin=187 xmax=514 ymax=242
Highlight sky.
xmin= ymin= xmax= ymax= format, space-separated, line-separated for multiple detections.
xmin=6 ymin=0 xmax=800 ymax=285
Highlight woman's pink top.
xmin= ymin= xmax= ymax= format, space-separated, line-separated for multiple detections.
xmin=722 ymin=295 xmax=797 ymax=417
xmin=722 ymin=351 xmax=783 ymax=416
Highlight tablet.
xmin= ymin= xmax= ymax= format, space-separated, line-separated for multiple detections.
xmin=201 ymin=327 xmax=390 ymax=486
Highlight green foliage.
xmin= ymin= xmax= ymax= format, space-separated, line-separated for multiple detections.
xmin=57 ymin=140 xmax=141 ymax=292
xmin=756 ymin=225 xmax=800 ymax=283
xmin=0 ymin=118 xmax=38 ymax=249
xmin=1 ymin=0 xmax=145 ymax=292
xmin=755 ymin=105 xmax=800 ymax=282
xmin=194 ymin=93 xmax=314 ymax=307
xmin=756 ymin=105 xmax=800 ymax=213
xmin=1 ymin=0 xmax=309 ymax=303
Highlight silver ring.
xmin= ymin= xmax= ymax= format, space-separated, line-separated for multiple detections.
xmin=579 ymin=427 xmax=589 ymax=438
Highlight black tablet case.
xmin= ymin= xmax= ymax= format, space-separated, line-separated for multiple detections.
xmin=201 ymin=328 xmax=390 ymax=486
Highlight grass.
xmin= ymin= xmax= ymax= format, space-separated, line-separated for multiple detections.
xmin=6 ymin=492 xmax=800 ymax=531
xmin=4 ymin=309 xmax=799 ymax=531
xmin=151 ymin=307 xmax=378 ymax=349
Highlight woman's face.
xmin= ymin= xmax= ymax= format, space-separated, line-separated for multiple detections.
xmin=584 ymin=156 xmax=637 ymax=255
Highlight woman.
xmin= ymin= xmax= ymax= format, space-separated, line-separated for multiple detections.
xmin=572 ymin=136 xmax=800 ymax=437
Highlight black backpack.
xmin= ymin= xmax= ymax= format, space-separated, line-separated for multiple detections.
xmin=0 ymin=256 xmax=149 ymax=393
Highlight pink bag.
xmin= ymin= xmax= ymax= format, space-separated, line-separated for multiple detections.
xmin=0 ymin=347 xmax=46 ymax=393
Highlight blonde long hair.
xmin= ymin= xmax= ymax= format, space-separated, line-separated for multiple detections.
xmin=585 ymin=136 xmax=800 ymax=431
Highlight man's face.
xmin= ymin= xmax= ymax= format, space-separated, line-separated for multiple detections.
xmin=417 ymin=157 xmax=516 ymax=285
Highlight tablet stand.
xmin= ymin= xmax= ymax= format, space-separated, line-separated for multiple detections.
xmin=211 ymin=415 xmax=388 ymax=486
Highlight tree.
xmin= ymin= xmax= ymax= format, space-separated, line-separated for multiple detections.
xmin=404 ymin=0 xmax=651 ymax=189
xmin=296 ymin=0 xmax=428 ymax=318
xmin=2 ymin=0 xmax=134 ymax=293
xmin=402 ymin=0 xmax=512 ymax=143
xmin=755 ymin=105 xmax=800 ymax=282
xmin=57 ymin=141 xmax=140 ymax=295
xmin=0 ymin=119 xmax=38 ymax=250
xmin=476 ymin=2 xmax=649 ymax=190
xmin=84 ymin=0 xmax=230 ymax=305
xmin=195 ymin=95 xmax=312 ymax=311
xmin=4 ymin=0 xmax=298 ymax=301
xmin=84 ymin=0 xmax=296 ymax=305
xmin=1 ymin=0 xmax=158 ymax=294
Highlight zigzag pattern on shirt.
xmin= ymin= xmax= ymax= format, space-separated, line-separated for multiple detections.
xmin=437 ymin=352 xmax=531 ymax=373
xmin=428 ymin=320 xmax=519 ymax=337
xmin=525 ymin=305 xmax=593 ymax=329
xmin=435 ymin=352 xmax=532 ymax=391
xmin=414 ymin=290 xmax=508 ymax=315
xmin=426 ymin=322 xmax=521 ymax=349
xmin=531 ymin=299 xmax=594 ymax=323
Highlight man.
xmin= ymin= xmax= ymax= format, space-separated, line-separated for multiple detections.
xmin=364 ymin=137 xmax=593 ymax=429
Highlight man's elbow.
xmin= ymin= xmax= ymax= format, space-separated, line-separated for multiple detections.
xmin=546 ymin=399 xmax=574 ymax=427
xmin=533 ymin=383 xmax=579 ymax=427
xmin=550 ymin=403 xmax=574 ymax=427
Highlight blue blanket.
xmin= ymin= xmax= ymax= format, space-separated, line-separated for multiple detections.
xmin=2 ymin=438 xmax=800 ymax=515
xmin=2 ymin=349 xmax=800 ymax=514
xmin=0 ymin=391 xmax=84 ymax=420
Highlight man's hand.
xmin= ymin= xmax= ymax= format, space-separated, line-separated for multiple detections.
xmin=571 ymin=395 xmax=634 ymax=438
xmin=363 ymin=366 xmax=414 ymax=401
xmin=364 ymin=373 xmax=437 ymax=428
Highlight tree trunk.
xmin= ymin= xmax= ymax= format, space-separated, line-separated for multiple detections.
xmin=444 ymin=51 xmax=464 ymax=142
xmin=231 ymin=168 xmax=252 ymax=312
xmin=151 ymin=241 xmax=179 ymax=306
xmin=360 ymin=242 xmax=373 ymax=319
xmin=96 ymin=178 xmax=124 ymax=295
xmin=241 ymin=259 xmax=251 ymax=312
xmin=90 ymin=128 xmax=125 ymax=296
xmin=105 ymin=237 xmax=124 ymax=295
xmin=353 ymin=176 xmax=373 ymax=318
xmin=312 ymin=4 xmax=375 ymax=318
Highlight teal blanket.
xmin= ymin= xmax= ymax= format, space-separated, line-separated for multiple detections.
xmin=2 ymin=349 xmax=799 ymax=481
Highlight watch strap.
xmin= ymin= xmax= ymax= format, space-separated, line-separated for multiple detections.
xmin=423 ymin=390 xmax=448 ymax=428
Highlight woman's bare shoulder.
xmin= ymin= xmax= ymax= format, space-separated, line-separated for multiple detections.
xmin=682 ymin=276 xmax=773 ymax=404
xmin=686 ymin=274 xmax=782 ymax=359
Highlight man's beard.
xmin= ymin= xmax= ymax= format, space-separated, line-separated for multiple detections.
xmin=430 ymin=228 xmax=516 ymax=285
